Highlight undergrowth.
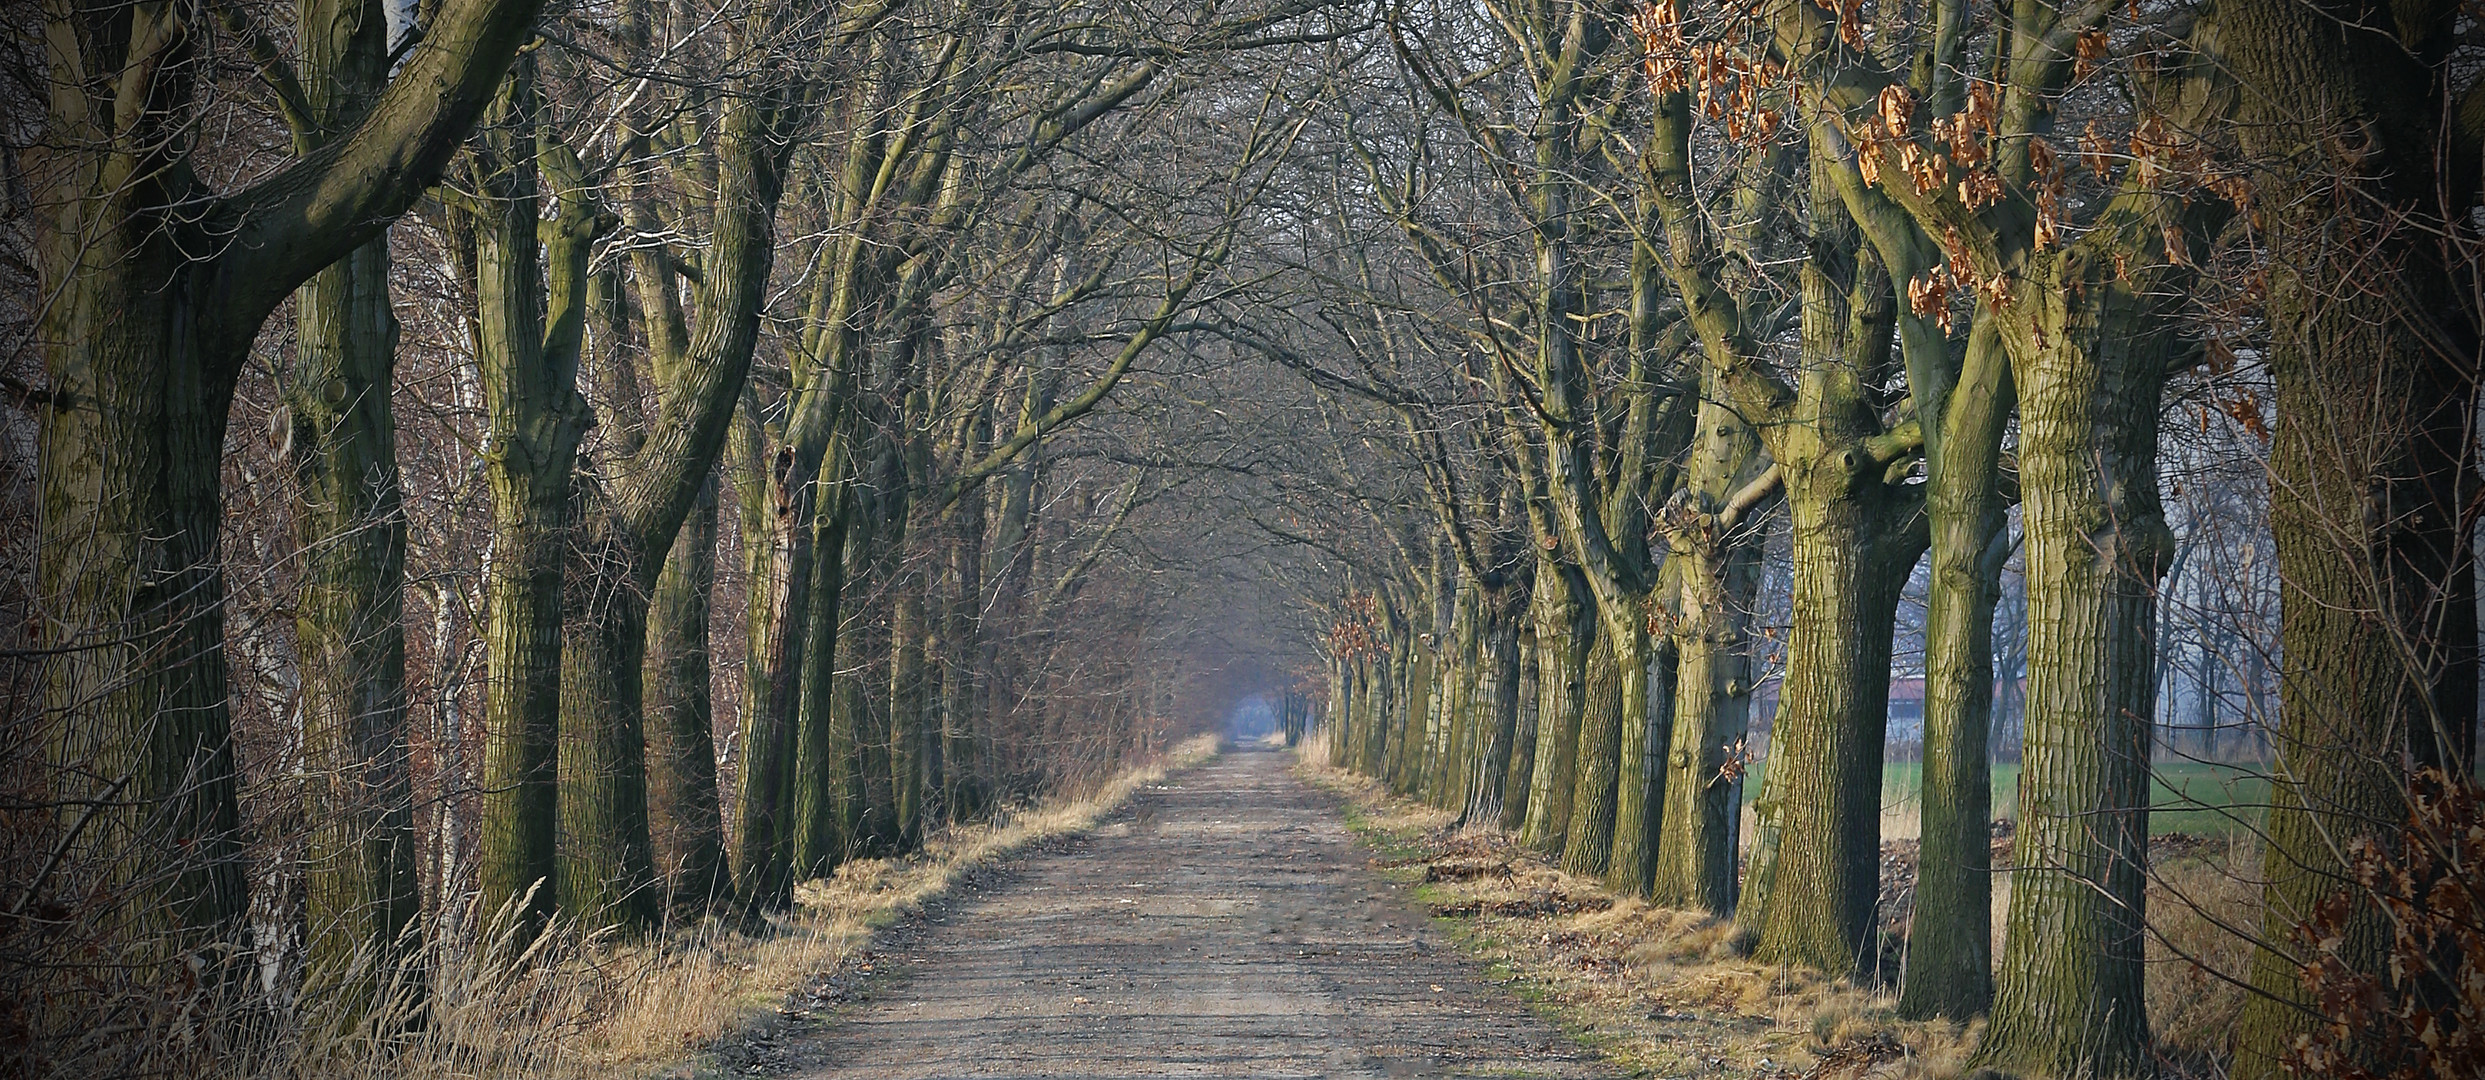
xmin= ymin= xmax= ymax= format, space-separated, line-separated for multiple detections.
xmin=1299 ymin=749 xmax=2268 ymax=1080
xmin=214 ymin=734 xmax=1222 ymax=1080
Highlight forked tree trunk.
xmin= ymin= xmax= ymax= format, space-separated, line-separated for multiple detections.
xmin=471 ymin=60 xmax=599 ymax=937
xmin=286 ymin=0 xmax=419 ymax=994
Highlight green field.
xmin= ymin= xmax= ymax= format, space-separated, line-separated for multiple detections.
xmin=1740 ymin=759 xmax=2272 ymax=836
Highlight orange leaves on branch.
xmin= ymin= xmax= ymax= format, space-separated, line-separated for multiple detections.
xmin=2281 ymin=768 xmax=2485 ymax=1080
xmin=1958 ymin=168 xmax=2006 ymax=211
xmin=2162 ymin=220 xmax=2194 ymax=267
xmin=2216 ymin=390 xmax=2268 ymax=440
xmin=2210 ymin=173 xmax=2259 ymax=228
xmin=1631 ymin=0 xmax=1690 ymax=94
xmin=1907 ymin=268 xmax=1955 ymax=333
xmin=1937 ymin=222 xmax=2012 ymax=311
xmin=1631 ymin=1 xmax=1784 ymax=149
xmin=2074 ymin=29 xmax=2112 ymax=83
xmin=1877 ymin=84 xmax=1914 ymax=140
xmin=1899 ymin=142 xmax=1947 ymax=198
xmin=2029 ymin=136 xmax=2067 ymax=250
xmin=2079 ymin=119 xmax=2120 ymax=180
xmin=1324 ymin=589 xmax=1390 ymax=662
xmin=1835 ymin=0 xmax=1867 ymax=50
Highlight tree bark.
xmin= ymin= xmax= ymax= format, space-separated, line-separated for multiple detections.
xmin=790 ymin=472 xmax=856 ymax=879
xmin=31 ymin=0 xmax=543 ymax=980
xmin=1562 ymin=644 xmax=1623 ymax=879
xmin=645 ymin=473 xmax=725 ymax=911
xmin=2223 ymin=4 xmax=2479 ymax=1073
xmin=732 ymin=405 xmax=809 ymax=909
xmin=1738 ymin=170 xmax=1921 ymax=977
xmin=287 ymin=0 xmax=418 ymax=993
xmin=1971 ymin=242 xmax=2184 ymax=1080
xmin=1651 ymin=393 xmax=1765 ymax=915
xmin=1896 ymin=316 xmax=2010 ymax=1019
xmin=1522 ymin=561 xmax=1594 ymax=853
xmin=471 ymin=59 xmax=599 ymax=939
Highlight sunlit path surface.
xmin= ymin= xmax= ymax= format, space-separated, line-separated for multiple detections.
xmin=787 ymin=748 xmax=1611 ymax=1079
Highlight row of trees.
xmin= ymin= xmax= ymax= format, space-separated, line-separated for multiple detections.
xmin=4 ymin=0 xmax=1327 ymax=1070
xmin=1252 ymin=1 xmax=2480 ymax=1078
xmin=6 ymin=0 xmax=2483 ymax=1077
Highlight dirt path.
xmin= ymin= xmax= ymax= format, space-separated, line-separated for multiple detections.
xmin=778 ymin=746 xmax=1613 ymax=1079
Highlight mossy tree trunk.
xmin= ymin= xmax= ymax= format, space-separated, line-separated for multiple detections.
xmin=470 ymin=58 xmax=601 ymax=939
xmin=284 ymin=0 xmax=419 ymax=993
xmin=31 ymin=0 xmax=542 ymax=983
xmin=645 ymin=473 xmax=725 ymax=911
xmin=1971 ymin=248 xmax=2182 ymax=1080
xmin=1522 ymin=561 xmax=1594 ymax=854
xmin=1562 ymin=644 xmax=1623 ymax=879
xmin=555 ymin=57 xmax=800 ymax=933
xmin=790 ymin=458 xmax=857 ymax=879
xmin=2224 ymin=3 xmax=2480 ymax=1073
xmin=1651 ymin=389 xmax=1767 ymax=915
xmin=1823 ymin=94 xmax=2016 ymax=1016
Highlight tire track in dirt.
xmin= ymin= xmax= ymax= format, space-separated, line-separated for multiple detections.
xmin=778 ymin=746 xmax=1614 ymax=1079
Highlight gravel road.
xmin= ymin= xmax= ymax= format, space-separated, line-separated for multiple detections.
xmin=785 ymin=745 xmax=1613 ymax=1079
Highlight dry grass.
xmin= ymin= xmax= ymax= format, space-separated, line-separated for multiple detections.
xmin=1303 ymin=760 xmax=1978 ymax=1080
xmin=1303 ymin=757 xmax=2271 ymax=1080
xmin=234 ymin=734 xmax=1222 ymax=1080
xmin=2145 ymin=834 xmax=2261 ymax=1073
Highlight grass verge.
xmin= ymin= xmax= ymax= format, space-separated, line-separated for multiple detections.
xmin=254 ymin=734 xmax=1221 ymax=1080
xmin=1299 ymin=753 xmax=2259 ymax=1080
xmin=1298 ymin=756 xmax=1972 ymax=1080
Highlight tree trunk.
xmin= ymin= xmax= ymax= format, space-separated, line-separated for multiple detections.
xmin=1466 ymin=587 xmax=1525 ymax=827
xmin=1500 ymin=622 xmax=1541 ymax=833
xmin=731 ymin=407 xmax=807 ymax=910
xmin=1652 ymin=395 xmax=1764 ymax=914
xmin=470 ymin=59 xmax=597 ymax=937
xmin=553 ymin=523 xmax=664 ymax=929
xmin=2222 ymin=4 xmax=2480 ymax=1074
xmin=790 ymin=463 xmax=857 ymax=879
xmin=645 ymin=472 xmax=725 ymax=911
xmin=286 ymin=0 xmax=418 ymax=995
xmin=34 ymin=216 xmax=253 ymax=977
xmin=1744 ymin=461 xmax=1910 ymax=974
xmin=1562 ymin=643 xmax=1623 ymax=878
xmin=840 ymin=481 xmax=900 ymax=854
xmin=1741 ymin=204 xmax=1919 ymax=978
xmin=1523 ymin=562 xmax=1593 ymax=853
xmin=1898 ymin=316 xmax=2011 ymax=1020
xmin=1971 ymin=253 xmax=2180 ymax=1080
xmin=940 ymin=497 xmax=988 ymax=823
xmin=888 ymin=504 xmax=931 ymax=848
xmin=30 ymin=0 xmax=541 ymax=987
